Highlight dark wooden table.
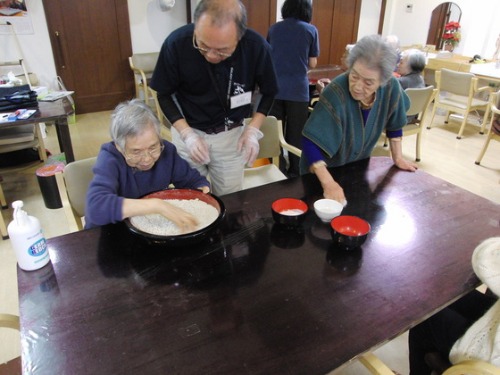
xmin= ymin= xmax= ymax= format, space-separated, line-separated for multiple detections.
xmin=307 ymin=64 xmax=344 ymax=84
xmin=2 ymin=99 xmax=75 ymax=163
xmin=307 ymin=64 xmax=344 ymax=102
xmin=17 ymin=157 xmax=500 ymax=374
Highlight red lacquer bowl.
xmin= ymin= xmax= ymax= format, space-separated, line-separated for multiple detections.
xmin=124 ymin=189 xmax=225 ymax=246
xmin=330 ymin=215 xmax=370 ymax=249
xmin=271 ymin=198 xmax=308 ymax=226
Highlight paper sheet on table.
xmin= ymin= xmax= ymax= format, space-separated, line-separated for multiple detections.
xmin=38 ymin=91 xmax=75 ymax=102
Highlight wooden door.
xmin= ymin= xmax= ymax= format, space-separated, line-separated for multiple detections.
xmin=241 ymin=0 xmax=360 ymax=67
xmin=42 ymin=0 xmax=134 ymax=114
xmin=240 ymin=0 xmax=277 ymax=38
xmin=427 ymin=3 xmax=449 ymax=49
xmin=312 ymin=0 xmax=361 ymax=66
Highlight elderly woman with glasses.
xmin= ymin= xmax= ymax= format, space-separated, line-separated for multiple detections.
xmin=300 ymin=34 xmax=418 ymax=204
xmin=85 ymin=99 xmax=210 ymax=231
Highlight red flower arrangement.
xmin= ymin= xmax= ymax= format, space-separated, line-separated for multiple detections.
xmin=442 ymin=21 xmax=461 ymax=48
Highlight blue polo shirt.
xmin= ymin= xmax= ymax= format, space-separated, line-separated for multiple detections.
xmin=267 ymin=18 xmax=319 ymax=102
xmin=150 ymin=23 xmax=278 ymax=132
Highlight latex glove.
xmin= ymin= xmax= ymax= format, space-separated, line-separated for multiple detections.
xmin=179 ymin=127 xmax=210 ymax=165
xmin=237 ymin=125 xmax=263 ymax=167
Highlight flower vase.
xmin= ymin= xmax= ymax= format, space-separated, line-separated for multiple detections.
xmin=444 ymin=43 xmax=454 ymax=52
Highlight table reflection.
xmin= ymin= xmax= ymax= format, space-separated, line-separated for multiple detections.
xmin=97 ymin=213 xmax=270 ymax=289
xmin=17 ymin=157 xmax=499 ymax=375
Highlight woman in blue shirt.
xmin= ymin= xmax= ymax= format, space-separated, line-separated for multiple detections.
xmin=267 ymin=0 xmax=319 ymax=177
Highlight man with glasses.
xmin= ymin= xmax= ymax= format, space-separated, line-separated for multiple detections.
xmin=151 ymin=0 xmax=278 ymax=196
xmin=85 ymin=99 xmax=210 ymax=231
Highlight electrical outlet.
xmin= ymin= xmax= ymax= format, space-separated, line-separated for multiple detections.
xmin=406 ymin=4 xmax=413 ymax=13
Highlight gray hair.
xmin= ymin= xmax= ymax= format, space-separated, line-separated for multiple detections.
xmin=110 ymin=99 xmax=161 ymax=150
xmin=194 ymin=0 xmax=247 ymax=40
xmin=347 ymin=34 xmax=398 ymax=85
xmin=384 ymin=35 xmax=400 ymax=51
xmin=403 ymin=48 xmax=426 ymax=73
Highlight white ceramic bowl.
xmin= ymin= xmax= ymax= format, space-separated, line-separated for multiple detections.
xmin=313 ymin=199 xmax=344 ymax=223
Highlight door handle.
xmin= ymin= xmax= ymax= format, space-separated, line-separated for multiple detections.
xmin=54 ymin=31 xmax=66 ymax=69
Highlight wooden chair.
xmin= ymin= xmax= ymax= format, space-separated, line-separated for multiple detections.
xmin=424 ymin=352 xmax=500 ymax=375
xmin=242 ymin=116 xmax=301 ymax=190
xmin=0 ymin=177 xmax=6 ymax=210
xmin=308 ymin=97 xmax=319 ymax=113
xmin=361 ymin=351 xmax=500 ymax=375
xmin=383 ymin=85 xmax=437 ymax=161
xmin=128 ymin=53 xmax=163 ymax=123
xmin=428 ymin=68 xmax=491 ymax=139
xmin=475 ymin=91 xmax=500 ymax=166
xmin=0 ymin=122 xmax=47 ymax=163
xmin=0 ymin=313 xmax=21 ymax=375
xmin=443 ymin=360 xmax=500 ymax=375
xmin=0 ymin=177 xmax=7 ymax=239
xmin=359 ymin=352 xmax=397 ymax=374
xmin=55 ymin=157 xmax=97 ymax=232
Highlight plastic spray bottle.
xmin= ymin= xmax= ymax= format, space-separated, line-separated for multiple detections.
xmin=7 ymin=200 xmax=50 ymax=271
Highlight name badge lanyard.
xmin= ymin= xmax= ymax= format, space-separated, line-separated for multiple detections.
xmin=207 ymin=64 xmax=234 ymax=127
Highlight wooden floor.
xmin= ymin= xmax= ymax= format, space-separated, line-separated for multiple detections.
xmin=0 ymin=107 xmax=499 ymax=373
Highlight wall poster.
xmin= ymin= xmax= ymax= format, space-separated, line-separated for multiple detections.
xmin=0 ymin=0 xmax=34 ymax=35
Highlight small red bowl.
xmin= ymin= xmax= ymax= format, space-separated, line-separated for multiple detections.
xmin=330 ymin=215 xmax=370 ymax=249
xmin=271 ymin=198 xmax=308 ymax=226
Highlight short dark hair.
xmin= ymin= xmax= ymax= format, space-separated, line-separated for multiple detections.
xmin=281 ymin=0 xmax=312 ymax=23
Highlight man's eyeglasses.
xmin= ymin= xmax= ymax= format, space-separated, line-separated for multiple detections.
xmin=192 ymin=34 xmax=233 ymax=59
xmin=124 ymin=143 xmax=164 ymax=162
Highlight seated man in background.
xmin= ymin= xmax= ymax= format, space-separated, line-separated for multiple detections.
xmin=85 ymin=99 xmax=210 ymax=232
xmin=396 ymin=48 xmax=426 ymax=89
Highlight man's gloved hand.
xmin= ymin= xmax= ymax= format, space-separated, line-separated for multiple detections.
xmin=237 ymin=125 xmax=263 ymax=167
xmin=179 ymin=127 xmax=210 ymax=165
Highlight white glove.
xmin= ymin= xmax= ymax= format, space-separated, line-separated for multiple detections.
xmin=179 ymin=127 xmax=210 ymax=165
xmin=237 ymin=125 xmax=263 ymax=167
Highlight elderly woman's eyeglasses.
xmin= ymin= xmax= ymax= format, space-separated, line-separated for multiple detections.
xmin=124 ymin=143 xmax=164 ymax=162
xmin=192 ymin=34 xmax=233 ymax=58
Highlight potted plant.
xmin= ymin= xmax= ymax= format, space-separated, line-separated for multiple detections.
xmin=442 ymin=21 xmax=461 ymax=51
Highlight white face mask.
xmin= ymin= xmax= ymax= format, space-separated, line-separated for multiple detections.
xmin=158 ymin=0 xmax=175 ymax=11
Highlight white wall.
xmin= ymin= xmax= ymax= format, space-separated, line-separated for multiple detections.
xmin=382 ymin=0 xmax=500 ymax=58
xmin=0 ymin=0 xmax=57 ymax=88
xmin=128 ymin=0 xmax=188 ymax=54
xmin=3 ymin=0 xmax=498 ymax=91
xmin=358 ymin=0 xmax=382 ymax=38
xmin=1 ymin=0 xmax=188 ymax=89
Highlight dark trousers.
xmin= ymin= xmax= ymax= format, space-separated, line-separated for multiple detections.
xmin=269 ymin=99 xmax=309 ymax=177
xmin=408 ymin=289 xmax=496 ymax=375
